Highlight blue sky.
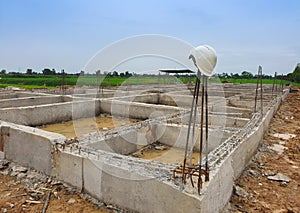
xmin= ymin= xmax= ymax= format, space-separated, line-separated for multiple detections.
xmin=0 ymin=0 xmax=299 ymax=75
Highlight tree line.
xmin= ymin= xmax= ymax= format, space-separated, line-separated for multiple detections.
xmin=1 ymin=63 xmax=300 ymax=83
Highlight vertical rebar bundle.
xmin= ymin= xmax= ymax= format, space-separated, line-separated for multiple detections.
xmin=61 ymin=69 xmax=66 ymax=95
xmin=254 ymin=66 xmax=263 ymax=117
xmin=280 ymin=74 xmax=284 ymax=93
xmin=178 ymin=69 xmax=209 ymax=194
xmin=173 ymin=44 xmax=216 ymax=194
xmin=272 ymin=72 xmax=277 ymax=96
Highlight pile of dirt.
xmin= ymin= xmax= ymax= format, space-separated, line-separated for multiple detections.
xmin=228 ymin=89 xmax=300 ymax=212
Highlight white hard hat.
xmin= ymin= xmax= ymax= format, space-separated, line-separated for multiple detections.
xmin=189 ymin=45 xmax=217 ymax=76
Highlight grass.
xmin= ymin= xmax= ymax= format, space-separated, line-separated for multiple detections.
xmin=0 ymin=75 xmax=298 ymax=89
xmin=220 ymin=78 xmax=300 ymax=86
xmin=0 ymin=75 xmax=187 ymax=88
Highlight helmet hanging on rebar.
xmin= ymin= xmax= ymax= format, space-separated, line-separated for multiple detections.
xmin=189 ymin=45 xmax=217 ymax=77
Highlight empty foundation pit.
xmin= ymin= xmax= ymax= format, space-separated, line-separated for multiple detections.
xmin=38 ymin=114 xmax=141 ymax=138
xmin=0 ymin=83 xmax=290 ymax=213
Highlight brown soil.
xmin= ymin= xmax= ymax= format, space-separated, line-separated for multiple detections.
xmin=38 ymin=114 xmax=139 ymax=138
xmin=0 ymin=173 xmax=116 ymax=212
xmin=132 ymin=143 xmax=200 ymax=164
xmin=229 ymin=89 xmax=300 ymax=212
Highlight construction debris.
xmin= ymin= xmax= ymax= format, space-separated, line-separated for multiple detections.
xmin=267 ymin=173 xmax=291 ymax=183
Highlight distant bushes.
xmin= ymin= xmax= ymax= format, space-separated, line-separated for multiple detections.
xmin=290 ymin=63 xmax=300 ymax=83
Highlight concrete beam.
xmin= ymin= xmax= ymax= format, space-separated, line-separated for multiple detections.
xmin=100 ymin=100 xmax=180 ymax=120
xmin=0 ymin=121 xmax=65 ymax=175
xmin=0 ymin=100 xmax=100 ymax=126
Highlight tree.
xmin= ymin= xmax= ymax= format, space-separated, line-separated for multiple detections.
xmin=42 ymin=68 xmax=54 ymax=75
xmin=0 ymin=69 xmax=6 ymax=74
xmin=112 ymin=71 xmax=118 ymax=77
xmin=287 ymin=73 xmax=293 ymax=81
xmin=241 ymin=71 xmax=253 ymax=79
xmin=125 ymin=71 xmax=132 ymax=77
xmin=26 ymin=69 xmax=33 ymax=75
xmin=218 ymin=72 xmax=229 ymax=78
xmin=292 ymin=63 xmax=300 ymax=83
xmin=52 ymin=69 xmax=56 ymax=75
xmin=95 ymin=70 xmax=101 ymax=77
xmin=232 ymin=73 xmax=240 ymax=79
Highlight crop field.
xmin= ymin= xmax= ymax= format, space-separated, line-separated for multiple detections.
xmin=0 ymin=75 xmax=193 ymax=89
xmin=0 ymin=75 xmax=297 ymax=89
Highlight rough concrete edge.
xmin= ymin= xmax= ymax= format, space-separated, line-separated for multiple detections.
xmin=214 ymin=89 xmax=289 ymax=213
xmin=0 ymin=120 xmax=66 ymax=176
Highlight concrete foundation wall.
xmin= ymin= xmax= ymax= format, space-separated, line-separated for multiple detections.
xmin=54 ymin=151 xmax=202 ymax=213
xmin=54 ymin=151 xmax=83 ymax=189
xmin=0 ymin=100 xmax=100 ymax=126
xmin=0 ymin=91 xmax=45 ymax=100
xmin=159 ymin=94 xmax=224 ymax=107
xmin=0 ymin=86 xmax=289 ymax=213
xmin=112 ymin=93 xmax=159 ymax=104
xmin=199 ymin=89 xmax=289 ymax=213
xmin=88 ymin=130 xmax=138 ymax=155
xmin=157 ymin=124 xmax=231 ymax=153
xmin=99 ymin=166 xmax=201 ymax=213
xmin=0 ymin=122 xmax=66 ymax=175
xmin=181 ymin=114 xmax=249 ymax=128
xmin=0 ymin=96 xmax=66 ymax=108
xmin=100 ymin=100 xmax=180 ymax=120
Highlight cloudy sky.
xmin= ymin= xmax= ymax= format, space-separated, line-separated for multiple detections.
xmin=0 ymin=0 xmax=299 ymax=75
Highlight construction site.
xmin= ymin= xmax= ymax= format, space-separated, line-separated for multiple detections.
xmin=0 ymin=78 xmax=293 ymax=212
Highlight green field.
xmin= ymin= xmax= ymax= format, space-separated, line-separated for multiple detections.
xmin=0 ymin=75 xmax=298 ymax=89
xmin=0 ymin=75 xmax=192 ymax=89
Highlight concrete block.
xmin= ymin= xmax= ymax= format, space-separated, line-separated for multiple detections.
xmin=101 ymin=100 xmax=180 ymax=120
xmin=157 ymin=124 xmax=230 ymax=152
xmin=100 ymin=165 xmax=201 ymax=213
xmin=83 ymin=158 xmax=103 ymax=198
xmin=0 ymin=100 xmax=100 ymax=126
xmin=201 ymin=156 xmax=234 ymax=213
xmin=55 ymin=151 xmax=83 ymax=189
xmin=3 ymin=125 xmax=56 ymax=175
xmin=88 ymin=130 xmax=138 ymax=155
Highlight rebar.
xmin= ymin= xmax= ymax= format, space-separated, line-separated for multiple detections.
xmin=189 ymin=72 xmax=201 ymax=166
xmin=181 ymin=72 xmax=209 ymax=194
xmin=259 ymin=66 xmax=263 ymax=118
xmin=205 ymin=76 xmax=209 ymax=173
xmin=61 ymin=69 xmax=66 ymax=95
xmin=272 ymin=72 xmax=277 ymax=97
xmin=280 ymin=74 xmax=284 ymax=93
xmin=254 ymin=66 xmax=263 ymax=116
xmin=182 ymin=70 xmax=201 ymax=183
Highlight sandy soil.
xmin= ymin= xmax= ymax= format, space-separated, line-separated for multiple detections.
xmin=229 ymin=88 xmax=300 ymax=213
xmin=132 ymin=142 xmax=200 ymax=164
xmin=38 ymin=114 xmax=139 ymax=138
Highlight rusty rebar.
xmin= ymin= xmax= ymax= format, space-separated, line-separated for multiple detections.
xmin=189 ymin=73 xmax=201 ymax=166
xmin=198 ymin=75 xmax=205 ymax=194
xmin=254 ymin=66 xmax=263 ymax=115
xmin=259 ymin=67 xmax=263 ymax=118
xmin=280 ymin=74 xmax=284 ymax=93
xmin=204 ymin=76 xmax=209 ymax=175
xmin=254 ymin=74 xmax=259 ymax=112
xmin=272 ymin=72 xmax=277 ymax=97
xmin=182 ymin=70 xmax=201 ymax=183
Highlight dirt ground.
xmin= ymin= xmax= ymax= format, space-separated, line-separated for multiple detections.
xmin=1 ymin=89 xmax=299 ymax=213
xmin=229 ymin=88 xmax=300 ymax=213
xmin=38 ymin=114 xmax=139 ymax=138
xmin=0 ymin=163 xmax=122 ymax=212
